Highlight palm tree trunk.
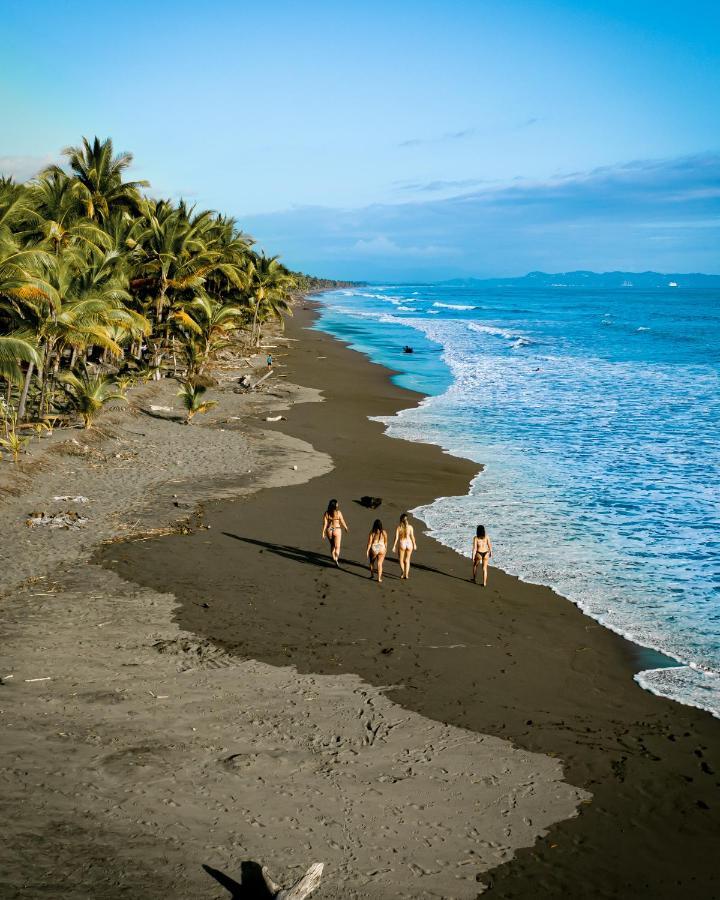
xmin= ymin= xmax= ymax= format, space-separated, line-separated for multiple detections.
xmin=3 ymin=381 xmax=12 ymax=438
xmin=251 ymin=300 xmax=260 ymax=349
xmin=155 ymin=283 xmax=167 ymax=324
xmin=38 ymin=344 xmax=56 ymax=418
xmin=17 ymin=360 xmax=35 ymax=421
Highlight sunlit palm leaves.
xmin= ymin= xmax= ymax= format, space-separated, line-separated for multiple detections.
xmin=0 ymin=133 xmax=306 ymax=429
xmin=0 ymin=332 xmax=39 ymax=384
xmin=43 ymin=137 xmax=148 ymax=222
xmin=57 ymin=369 xmax=126 ymax=428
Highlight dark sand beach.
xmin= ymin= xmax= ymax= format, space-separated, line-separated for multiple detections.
xmin=96 ymin=303 xmax=720 ymax=898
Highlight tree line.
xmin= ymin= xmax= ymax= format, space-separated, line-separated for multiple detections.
xmin=0 ymin=136 xmax=344 ymax=444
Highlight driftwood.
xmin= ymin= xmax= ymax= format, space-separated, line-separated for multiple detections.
xmin=251 ymin=370 xmax=274 ymax=391
xmin=233 ymin=370 xmax=274 ymax=394
xmin=262 ymin=862 xmax=324 ymax=900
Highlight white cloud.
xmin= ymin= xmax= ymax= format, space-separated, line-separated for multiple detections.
xmin=0 ymin=154 xmax=58 ymax=182
xmin=351 ymin=236 xmax=456 ymax=257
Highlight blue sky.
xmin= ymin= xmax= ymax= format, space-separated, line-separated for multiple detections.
xmin=1 ymin=0 xmax=718 ymax=279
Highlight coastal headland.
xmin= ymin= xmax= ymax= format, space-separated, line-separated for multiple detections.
xmin=1 ymin=301 xmax=719 ymax=898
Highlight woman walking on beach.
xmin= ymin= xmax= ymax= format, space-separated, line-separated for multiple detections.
xmin=392 ymin=513 xmax=417 ymax=580
xmin=472 ymin=525 xmax=493 ymax=586
xmin=366 ymin=519 xmax=388 ymax=583
xmin=322 ymin=499 xmax=348 ymax=566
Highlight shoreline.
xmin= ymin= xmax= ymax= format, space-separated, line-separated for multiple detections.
xmin=314 ymin=285 xmax=720 ymax=721
xmin=310 ymin=295 xmax=687 ymax=689
xmin=99 ymin=302 xmax=720 ymax=897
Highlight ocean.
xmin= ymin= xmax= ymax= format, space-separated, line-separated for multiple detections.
xmin=313 ymin=283 xmax=720 ymax=718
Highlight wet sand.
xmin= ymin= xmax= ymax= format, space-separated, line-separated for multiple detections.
xmin=99 ymin=303 xmax=720 ymax=898
xmin=1 ymin=341 xmax=587 ymax=899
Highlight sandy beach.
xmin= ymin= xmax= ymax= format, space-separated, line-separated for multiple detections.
xmin=1 ymin=305 xmax=719 ymax=898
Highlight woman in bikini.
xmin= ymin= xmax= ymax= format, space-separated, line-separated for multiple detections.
xmin=321 ymin=498 xmax=348 ymax=566
xmin=392 ymin=512 xmax=417 ymax=580
xmin=366 ymin=519 xmax=388 ymax=582
xmin=472 ymin=524 xmax=492 ymax=586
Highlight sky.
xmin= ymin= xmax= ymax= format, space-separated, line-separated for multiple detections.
xmin=1 ymin=0 xmax=718 ymax=280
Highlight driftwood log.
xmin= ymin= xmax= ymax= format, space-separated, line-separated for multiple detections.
xmin=251 ymin=370 xmax=274 ymax=391
xmin=262 ymin=862 xmax=324 ymax=899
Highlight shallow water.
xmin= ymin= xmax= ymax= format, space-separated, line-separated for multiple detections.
xmin=314 ymin=284 xmax=720 ymax=717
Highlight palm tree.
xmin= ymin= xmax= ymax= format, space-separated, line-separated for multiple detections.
xmin=135 ymin=201 xmax=214 ymax=321
xmin=21 ymin=246 xmax=147 ymax=416
xmin=177 ymin=381 xmax=217 ymax=423
xmin=169 ymin=296 xmax=245 ymax=375
xmin=0 ymin=134 xmax=314 ymax=426
xmin=24 ymin=169 xmax=110 ymax=256
xmin=244 ymin=254 xmax=294 ymax=348
xmin=57 ymin=370 xmax=125 ymax=428
xmin=0 ymin=230 xmax=56 ymax=418
xmin=0 ymin=332 xmax=40 ymax=385
xmin=42 ymin=137 xmax=148 ymax=223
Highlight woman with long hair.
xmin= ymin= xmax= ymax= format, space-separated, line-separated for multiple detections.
xmin=366 ymin=519 xmax=388 ymax=582
xmin=321 ymin=498 xmax=348 ymax=566
xmin=472 ymin=524 xmax=492 ymax=586
xmin=392 ymin=512 xmax=417 ymax=580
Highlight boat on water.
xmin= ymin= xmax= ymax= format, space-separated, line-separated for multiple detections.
xmin=668 ymin=281 xmax=678 ymax=287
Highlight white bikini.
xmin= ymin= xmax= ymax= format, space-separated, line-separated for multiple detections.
xmin=398 ymin=527 xmax=413 ymax=550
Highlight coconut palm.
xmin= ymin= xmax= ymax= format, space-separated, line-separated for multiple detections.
xmin=0 ymin=234 xmax=56 ymax=417
xmin=0 ymin=332 xmax=40 ymax=385
xmin=134 ymin=202 xmax=205 ymax=320
xmin=244 ymin=254 xmax=294 ymax=347
xmin=169 ymin=296 xmax=245 ymax=375
xmin=57 ymin=369 xmax=125 ymax=428
xmin=0 ymin=134 xmax=326 ymax=427
xmin=18 ymin=246 xmax=147 ymax=416
xmin=43 ymin=137 xmax=148 ymax=223
xmin=24 ymin=170 xmax=110 ymax=256
xmin=177 ymin=381 xmax=217 ymax=423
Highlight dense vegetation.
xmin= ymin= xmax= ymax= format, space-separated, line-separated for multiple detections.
xmin=0 ymin=137 xmax=337 ymax=443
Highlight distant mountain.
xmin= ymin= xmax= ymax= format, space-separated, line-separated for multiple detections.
xmin=439 ymin=271 xmax=720 ymax=289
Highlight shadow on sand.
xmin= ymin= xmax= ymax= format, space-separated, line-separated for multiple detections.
xmin=222 ymin=532 xmax=376 ymax=580
xmin=202 ymin=862 xmax=273 ymax=899
xmin=221 ymin=532 xmax=474 ymax=584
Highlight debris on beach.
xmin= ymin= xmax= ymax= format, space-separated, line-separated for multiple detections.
xmin=26 ymin=510 xmax=88 ymax=529
xmin=52 ymin=495 xmax=90 ymax=503
xmin=359 ymin=495 xmax=382 ymax=509
xmin=223 ymin=862 xmax=324 ymax=900
xmin=265 ymin=415 xmax=286 ymax=422
xmin=102 ymin=517 xmax=194 ymax=544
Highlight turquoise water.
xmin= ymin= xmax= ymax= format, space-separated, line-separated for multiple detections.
xmin=314 ymin=285 xmax=720 ymax=718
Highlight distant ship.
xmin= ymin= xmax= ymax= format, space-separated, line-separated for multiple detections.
xmin=668 ymin=281 xmax=678 ymax=287
xmin=621 ymin=280 xmax=633 ymax=287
